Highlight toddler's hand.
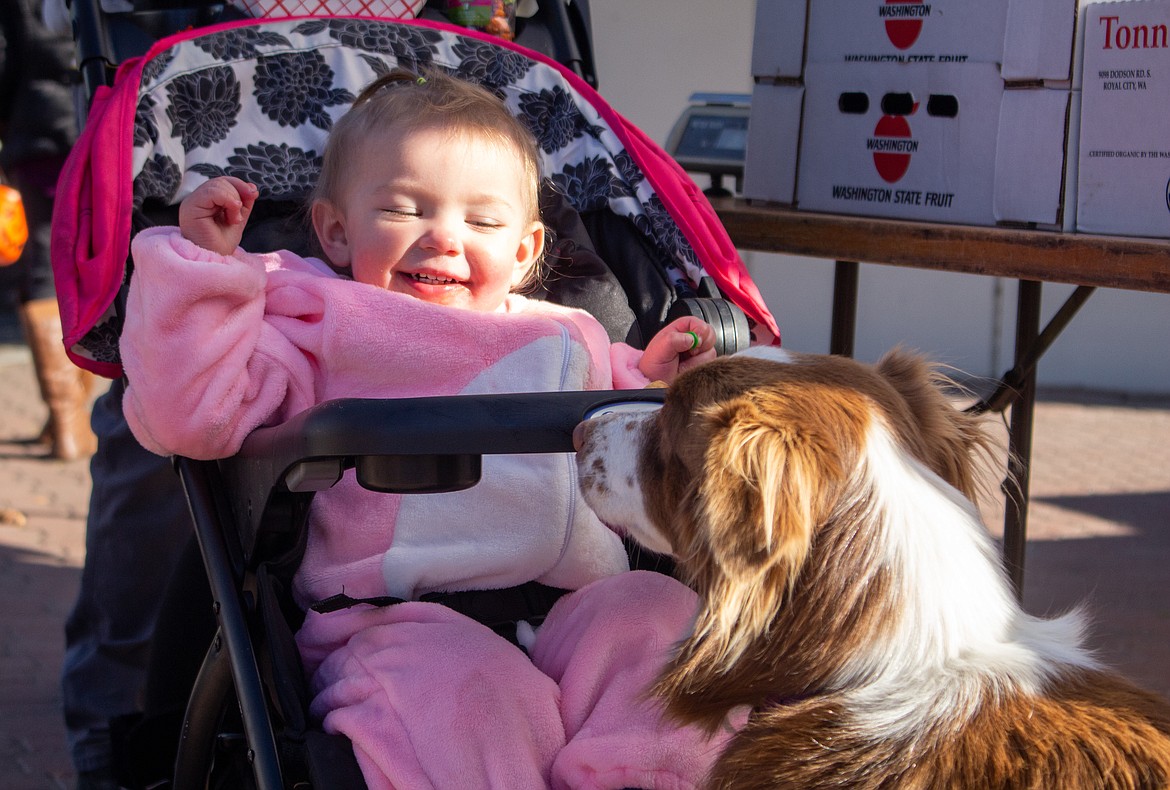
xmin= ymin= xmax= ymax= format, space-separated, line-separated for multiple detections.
xmin=638 ymin=316 xmax=717 ymax=385
xmin=178 ymin=176 xmax=258 ymax=256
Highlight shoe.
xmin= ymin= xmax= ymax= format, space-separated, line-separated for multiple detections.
xmin=18 ymin=298 xmax=98 ymax=460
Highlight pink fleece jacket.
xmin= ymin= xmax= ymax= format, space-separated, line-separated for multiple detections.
xmin=121 ymin=228 xmax=736 ymax=789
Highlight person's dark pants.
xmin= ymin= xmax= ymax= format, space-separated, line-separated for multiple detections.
xmin=61 ymin=378 xmax=192 ymax=773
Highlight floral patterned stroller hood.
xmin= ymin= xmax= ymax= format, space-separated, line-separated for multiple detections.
xmin=52 ymin=15 xmax=779 ymax=377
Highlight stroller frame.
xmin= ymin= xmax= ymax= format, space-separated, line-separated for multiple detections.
xmin=57 ymin=4 xmax=780 ymax=788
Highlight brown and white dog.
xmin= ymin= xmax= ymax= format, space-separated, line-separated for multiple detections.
xmin=574 ymin=347 xmax=1170 ymax=789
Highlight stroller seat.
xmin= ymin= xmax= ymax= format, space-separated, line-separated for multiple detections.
xmin=52 ymin=11 xmax=780 ymax=789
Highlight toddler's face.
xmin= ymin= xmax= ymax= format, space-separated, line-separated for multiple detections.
xmin=314 ymin=126 xmax=541 ymax=312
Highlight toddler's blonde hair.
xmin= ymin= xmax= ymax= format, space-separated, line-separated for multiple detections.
xmin=313 ymin=67 xmax=543 ymax=231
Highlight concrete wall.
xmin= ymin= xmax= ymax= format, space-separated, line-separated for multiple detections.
xmin=587 ymin=0 xmax=1170 ymax=394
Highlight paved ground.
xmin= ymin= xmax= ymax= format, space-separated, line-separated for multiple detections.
xmin=0 ymin=310 xmax=1168 ymax=789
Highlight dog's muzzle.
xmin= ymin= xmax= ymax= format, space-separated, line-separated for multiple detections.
xmin=573 ymin=400 xmax=663 ymax=450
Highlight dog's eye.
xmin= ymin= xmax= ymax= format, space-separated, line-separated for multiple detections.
xmin=583 ymin=402 xmax=664 ymax=420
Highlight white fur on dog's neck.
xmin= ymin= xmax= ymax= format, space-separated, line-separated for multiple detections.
xmin=734 ymin=345 xmax=794 ymax=364
xmin=838 ymin=418 xmax=1099 ymax=737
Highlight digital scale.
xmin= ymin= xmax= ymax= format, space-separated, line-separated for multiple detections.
xmin=664 ymin=92 xmax=751 ymax=197
xmin=662 ymin=94 xmax=753 ymax=352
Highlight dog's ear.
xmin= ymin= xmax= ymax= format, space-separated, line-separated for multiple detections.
xmin=660 ymin=391 xmax=847 ymax=727
xmin=696 ymin=395 xmax=826 ymax=583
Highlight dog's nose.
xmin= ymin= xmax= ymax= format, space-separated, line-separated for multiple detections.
xmin=572 ymin=420 xmax=588 ymax=451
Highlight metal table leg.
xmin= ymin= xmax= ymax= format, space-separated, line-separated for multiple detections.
xmin=831 ymin=260 xmax=859 ymax=357
xmin=969 ymin=283 xmax=1096 ymax=599
xmin=1001 ymin=281 xmax=1042 ymax=599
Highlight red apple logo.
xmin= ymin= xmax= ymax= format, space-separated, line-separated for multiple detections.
xmin=884 ymin=0 xmax=925 ymax=50
xmin=872 ymin=114 xmax=914 ymax=183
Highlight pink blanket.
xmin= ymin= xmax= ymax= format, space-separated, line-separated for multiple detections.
xmin=301 ymin=572 xmax=738 ymax=789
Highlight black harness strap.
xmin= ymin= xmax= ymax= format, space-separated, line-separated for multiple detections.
xmin=310 ymin=581 xmax=571 ymax=647
xmin=310 ymin=593 xmax=405 ymax=613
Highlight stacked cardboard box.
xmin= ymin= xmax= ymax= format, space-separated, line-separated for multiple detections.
xmin=742 ymin=0 xmax=807 ymax=206
xmin=744 ymin=0 xmax=1080 ymax=228
xmin=1076 ymin=0 xmax=1170 ymax=237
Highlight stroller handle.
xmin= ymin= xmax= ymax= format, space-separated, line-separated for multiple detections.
xmin=216 ymin=388 xmax=668 ymax=553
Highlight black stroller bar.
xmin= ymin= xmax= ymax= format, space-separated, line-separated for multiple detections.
xmin=220 ymin=388 xmax=668 ymax=558
xmin=177 ymin=455 xmax=285 ymax=790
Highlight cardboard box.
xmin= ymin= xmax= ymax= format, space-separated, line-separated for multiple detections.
xmin=795 ymin=61 xmax=1074 ymax=227
xmin=744 ymin=0 xmax=1081 ymax=214
xmin=751 ymin=0 xmax=809 ymax=79
xmin=746 ymin=0 xmax=808 ymax=201
xmin=1076 ymin=0 xmax=1170 ymax=237
xmin=751 ymin=0 xmax=1080 ymax=83
xmin=743 ymin=82 xmax=805 ymax=204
